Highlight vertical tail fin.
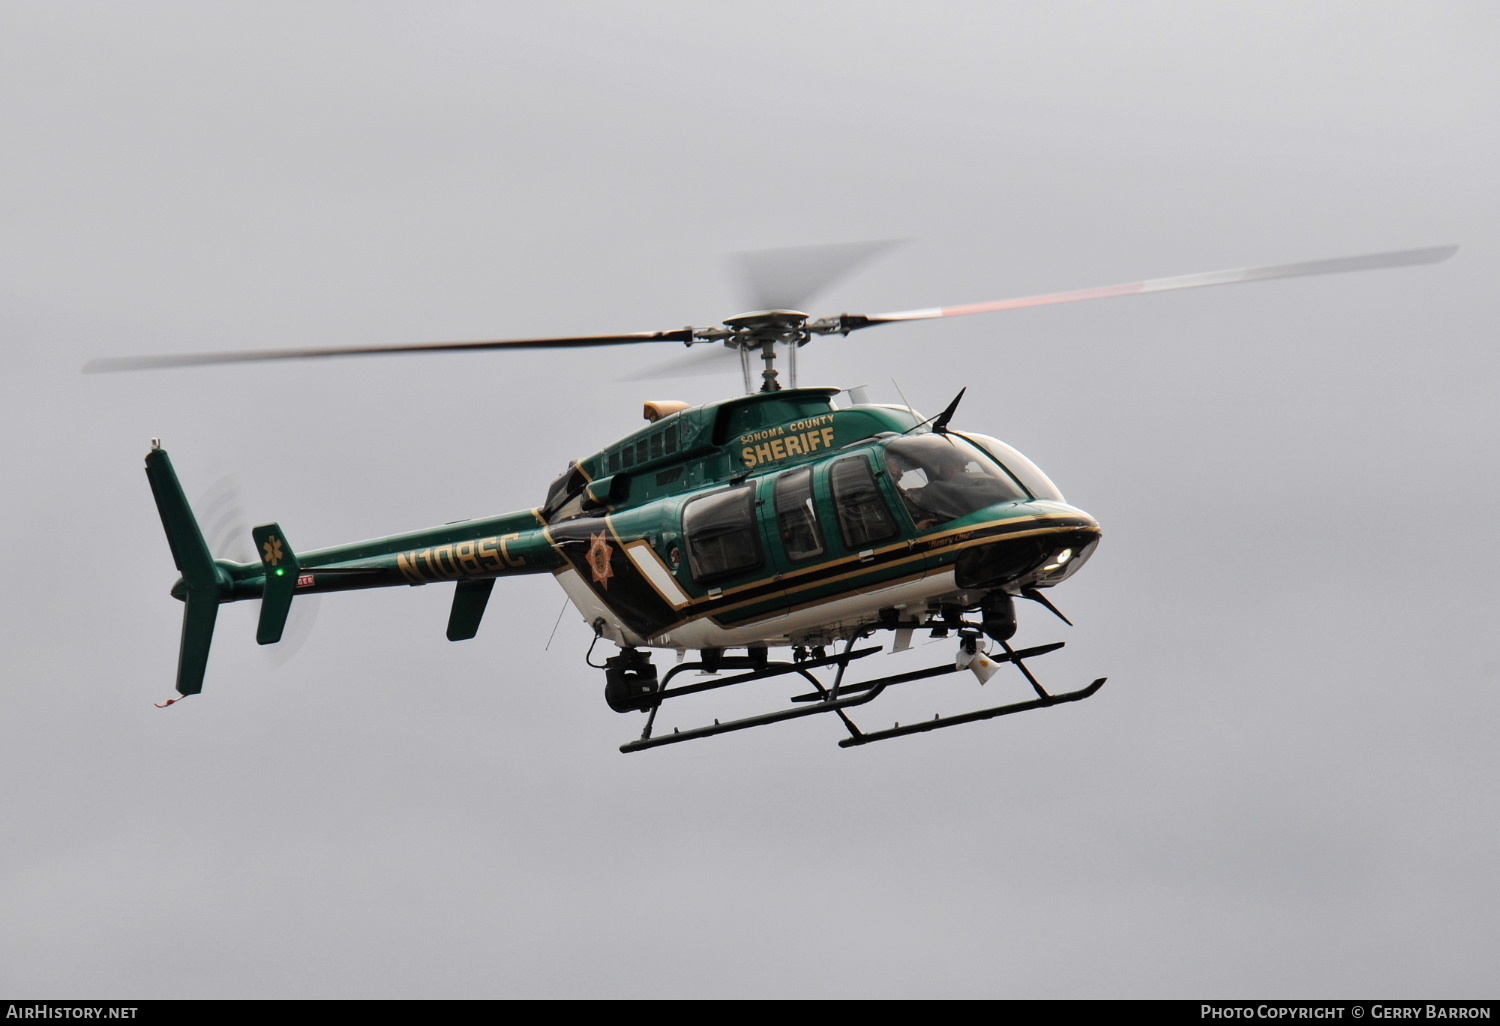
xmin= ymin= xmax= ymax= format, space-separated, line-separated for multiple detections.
xmin=144 ymin=442 xmax=227 ymax=696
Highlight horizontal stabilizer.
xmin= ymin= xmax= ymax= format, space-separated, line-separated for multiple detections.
xmin=252 ymin=523 xmax=300 ymax=645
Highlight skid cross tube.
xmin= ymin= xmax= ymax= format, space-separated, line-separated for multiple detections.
xmin=652 ymin=645 xmax=883 ymax=704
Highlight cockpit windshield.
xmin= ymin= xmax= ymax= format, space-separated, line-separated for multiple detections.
xmin=881 ymin=434 xmax=1027 ymax=529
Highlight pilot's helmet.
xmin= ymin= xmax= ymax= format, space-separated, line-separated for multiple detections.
xmin=927 ymin=441 xmax=969 ymax=477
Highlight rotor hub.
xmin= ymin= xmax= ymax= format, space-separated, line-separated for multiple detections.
xmin=705 ymin=311 xmax=812 ymax=392
xmin=721 ymin=309 xmax=809 ymax=334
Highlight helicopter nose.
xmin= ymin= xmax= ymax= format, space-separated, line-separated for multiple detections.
xmin=953 ymin=501 xmax=1101 ymax=591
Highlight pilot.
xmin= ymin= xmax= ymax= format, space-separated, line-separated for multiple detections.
xmin=887 ymin=447 xmax=946 ymax=529
xmin=890 ymin=442 xmax=1010 ymax=528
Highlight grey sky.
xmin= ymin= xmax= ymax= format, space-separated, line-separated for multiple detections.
xmin=2 ymin=1 xmax=1495 ymax=998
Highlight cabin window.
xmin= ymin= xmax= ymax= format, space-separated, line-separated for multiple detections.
xmin=636 ymin=439 xmax=649 ymax=465
xmin=774 ymin=467 xmax=825 ymax=563
xmin=830 ymin=455 xmax=898 ymax=548
xmin=683 ymin=486 xmax=762 ymax=583
xmin=608 ymin=452 xmax=620 ymax=474
xmin=882 ymin=435 xmax=1026 ymax=529
xmin=651 ymin=432 xmax=664 ymax=460
xmin=664 ymin=423 xmax=679 ymax=453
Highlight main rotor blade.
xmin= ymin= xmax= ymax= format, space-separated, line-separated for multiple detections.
xmin=731 ymin=239 xmax=904 ymax=312
xmin=83 ymin=328 xmax=694 ymax=373
xmin=848 ymin=245 xmax=1458 ymax=329
xmin=623 ymin=343 xmax=742 ymax=381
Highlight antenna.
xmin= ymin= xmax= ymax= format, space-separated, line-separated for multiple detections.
xmin=891 ymin=378 xmax=916 ymax=416
xmin=931 ymin=387 xmax=966 ymax=434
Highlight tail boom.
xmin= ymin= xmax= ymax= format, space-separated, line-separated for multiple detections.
xmin=145 ymin=443 xmax=562 ymax=697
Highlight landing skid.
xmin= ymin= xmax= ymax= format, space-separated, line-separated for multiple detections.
xmin=619 ymin=624 xmax=1105 ymax=753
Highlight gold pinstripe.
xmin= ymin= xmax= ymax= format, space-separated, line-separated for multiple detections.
xmin=701 ymin=521 xmax=1096 ymax=622
xmin=542 ymin=507 xmax=1095 ymax=636
xmin=689 ymin=511 xmax=1089 ymax=602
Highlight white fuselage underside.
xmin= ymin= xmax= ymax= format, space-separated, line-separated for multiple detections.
xmin=554 ymin=565 xmax=982 ymax=653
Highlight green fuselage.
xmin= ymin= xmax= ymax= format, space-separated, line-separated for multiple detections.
xmin=171 ymin=387 xmax=1099 ymax=662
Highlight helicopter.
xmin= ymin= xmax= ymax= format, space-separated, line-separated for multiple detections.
xmin=88 ymin=242 xmax=1457 ymax=752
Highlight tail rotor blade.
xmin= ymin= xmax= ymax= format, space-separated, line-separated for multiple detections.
xmin=198 ymin=476 xmax=255 ymax=564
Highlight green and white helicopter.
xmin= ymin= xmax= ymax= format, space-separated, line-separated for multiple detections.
xmin=89 ymin=243 xmax=1455 ymax=752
